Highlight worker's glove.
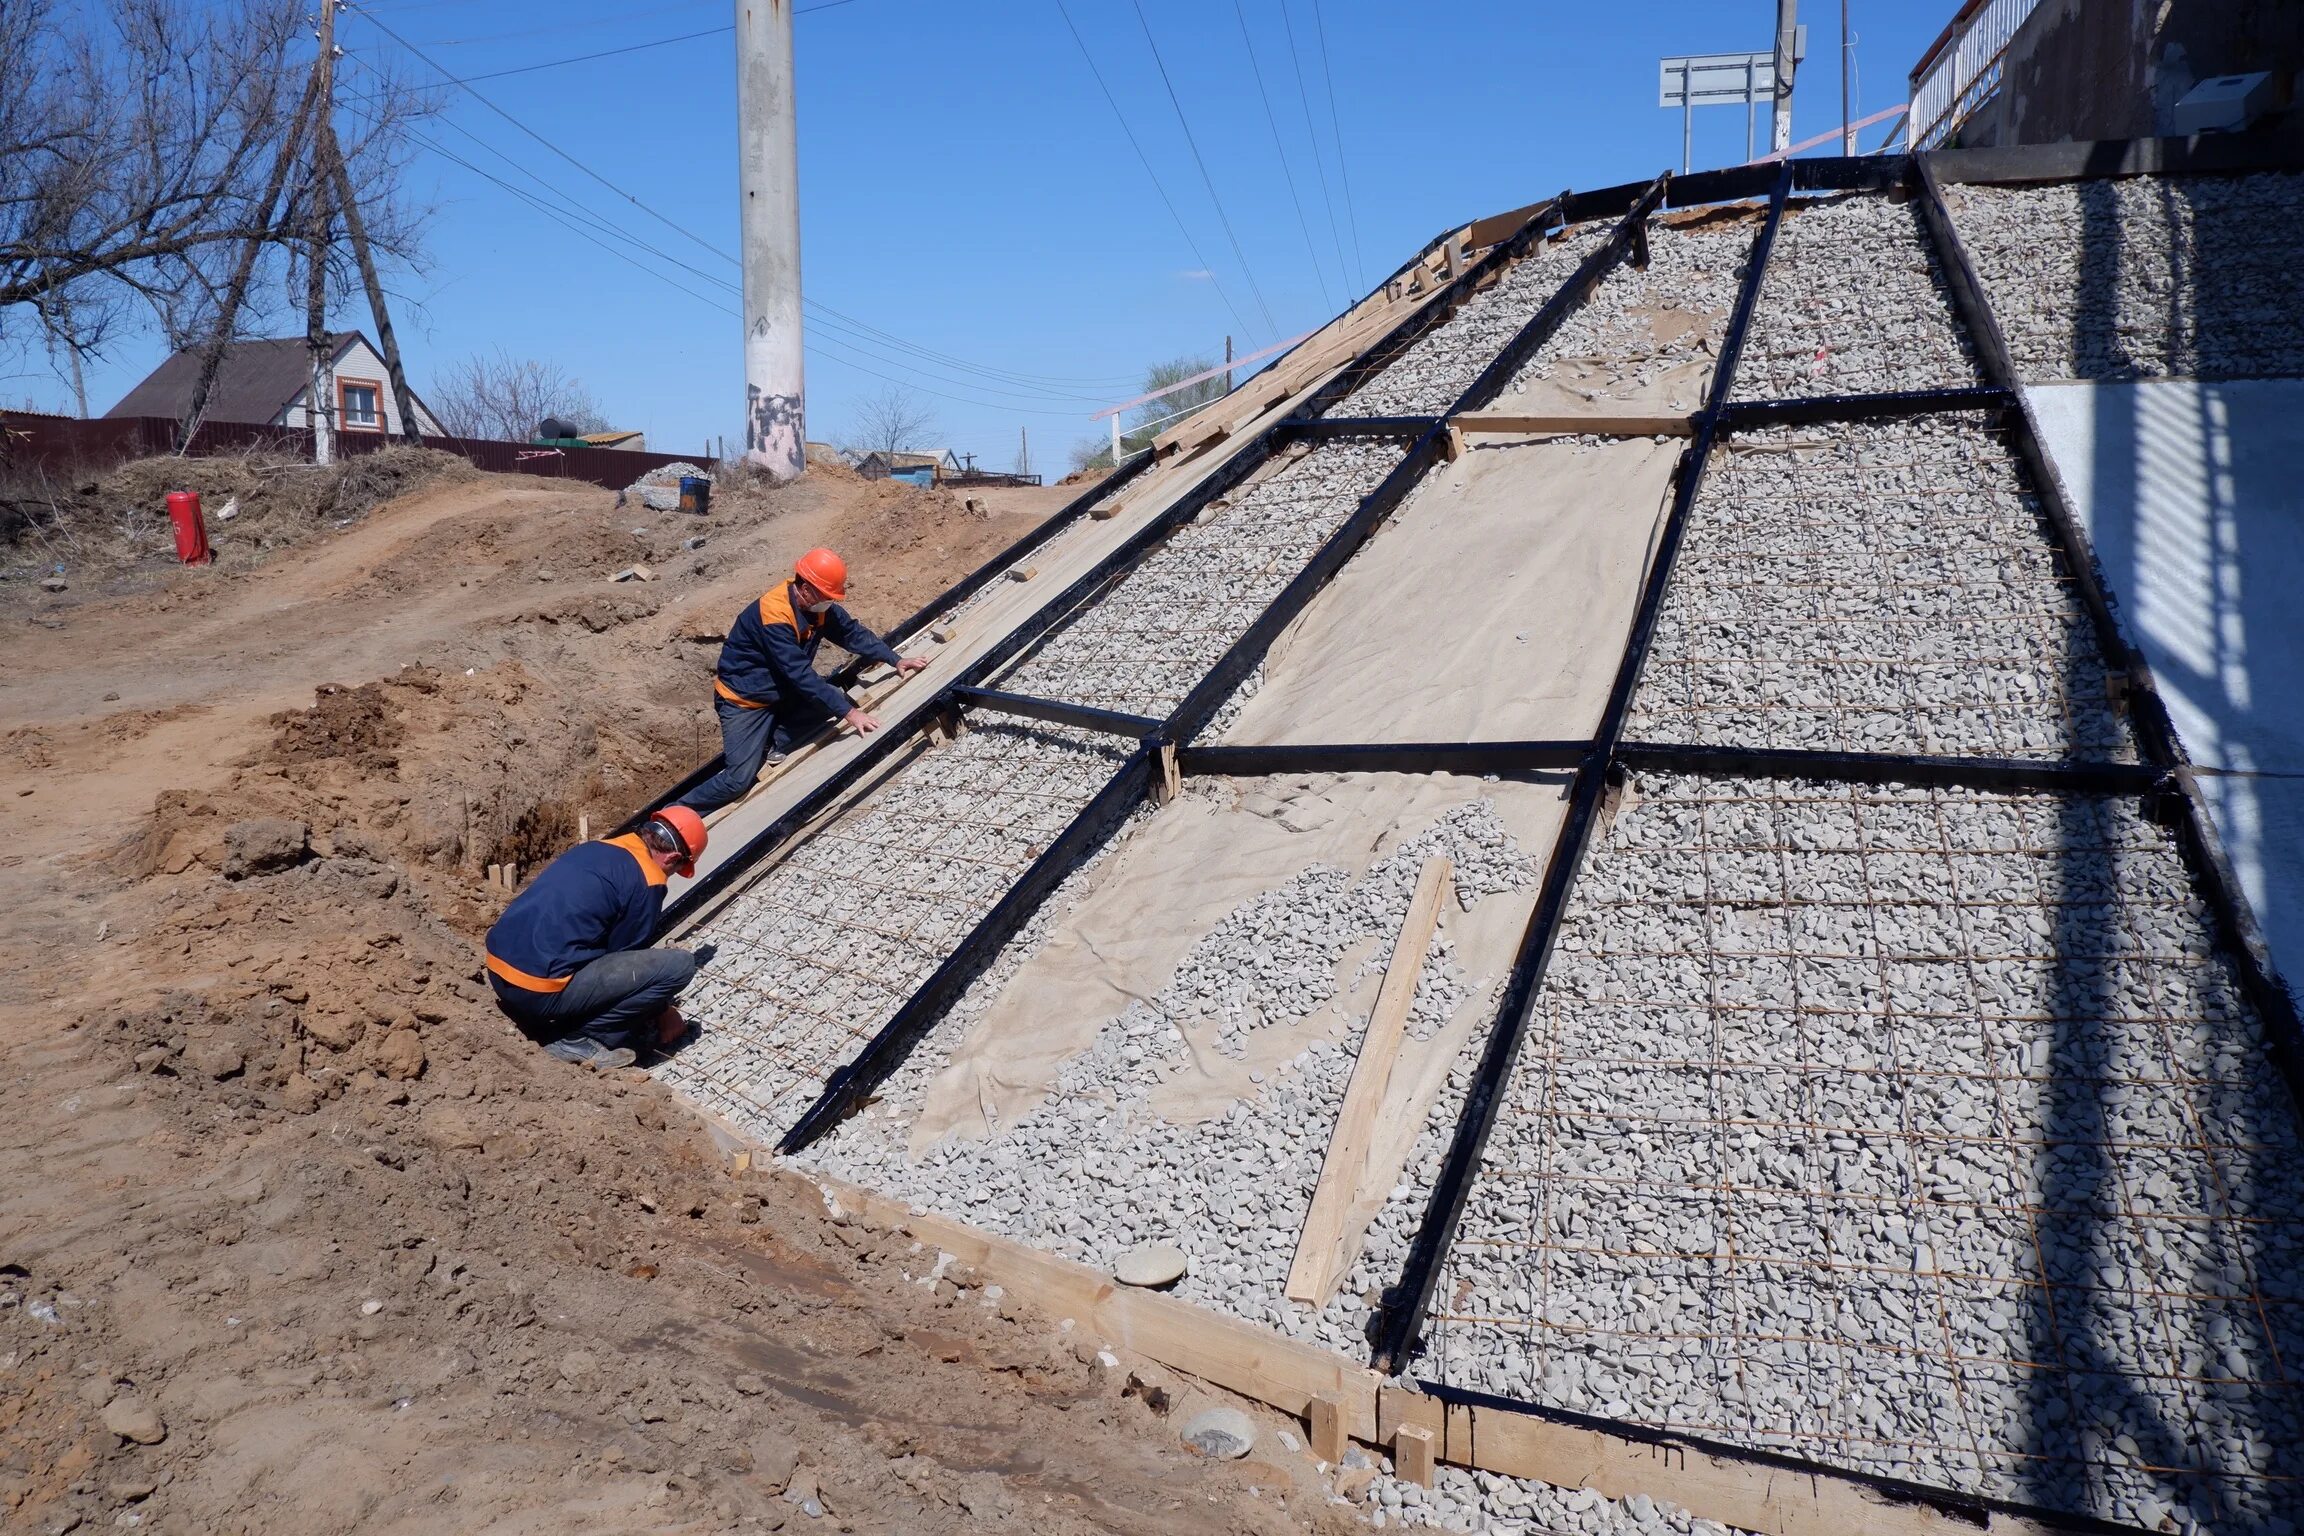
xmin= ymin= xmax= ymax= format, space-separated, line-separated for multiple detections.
xmin=690 ymin=942 xmax=719 ymax=969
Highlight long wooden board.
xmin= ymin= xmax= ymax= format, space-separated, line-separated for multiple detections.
xmin=1453 ymin=411 xmax=1697 ymax=438
xmin=1285 ymin=856 xmax=1451 ymax=1305
xmin=778 ymin=1167 xmax=2089 ymax=1536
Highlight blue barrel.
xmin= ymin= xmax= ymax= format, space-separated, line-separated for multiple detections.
xmin=678 ymin=475 xmax=711 ymax=515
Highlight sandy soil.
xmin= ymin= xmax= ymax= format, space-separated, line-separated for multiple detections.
xmin=0 ymin=462 xmax=1360 ymax=1533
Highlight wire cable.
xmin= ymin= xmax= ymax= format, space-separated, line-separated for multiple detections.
xmin=1127 ymin=0 xmax=1278 ymax=344
xmin=1050 ymin=0 xmax=1256 ymax=349
xmin=1234 ymin=0 xmax=1335 ymax=313
xmin=447 ymin=26 xmax=731 ymax=86
xmin=1278 ymin=0 xmax=1351 ymax=302
xmin=1309 ymin=0 xmax=1364 ymax=291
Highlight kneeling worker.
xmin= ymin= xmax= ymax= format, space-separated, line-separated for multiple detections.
xmin=677 ymin=546 xmax=927 ymax=816
xmin=485 ymin=808 xmax=708 ymax=1070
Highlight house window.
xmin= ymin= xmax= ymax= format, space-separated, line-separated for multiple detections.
xmin=338 ymin=378 xmax=382 ymax=432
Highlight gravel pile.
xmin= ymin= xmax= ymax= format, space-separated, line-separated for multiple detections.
xmin=1000 ymin=439 xmax=1402 ymax=716
xmin=1340 ymin=226 xmax=1611 ymax=417
xmin=1947 ymin=171 xmax=2304 ymax=382
xmin=1425 ymin=772 xmax=2304 ymax=1534
xmin=1499 ymin=217 xmax=1751 ymax=407
xmin=663 ymin=438 xmax=1399 ymax=1142
xmin=625 ymin=460 xmax=711 ymax=511
xmin=1734 ymin=193 xmax=1979 ymax=399
xmin=1626 ymin=413 xmax=2134 ymax=759
xmin=808 ymin=795 xmax=1542 ymax=1357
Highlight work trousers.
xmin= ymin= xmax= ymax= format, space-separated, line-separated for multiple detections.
xmin=491 ymin=946 xmax=697 ymax=1052
xmin=676 ymin=695 xmax=836 ymax=816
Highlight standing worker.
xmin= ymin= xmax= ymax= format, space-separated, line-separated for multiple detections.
xmin=485 ymin=809 xmax=709 ymax=1070
xmin=678 ymin=547 xmax=928 ymax=816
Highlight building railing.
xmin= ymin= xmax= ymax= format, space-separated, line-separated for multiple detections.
xmin=1909 ymin=0 xmax=2041 ymax=148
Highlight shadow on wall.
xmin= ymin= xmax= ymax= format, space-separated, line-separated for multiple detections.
xmin=2016 ymin=174 xmax=2304 ymax=1533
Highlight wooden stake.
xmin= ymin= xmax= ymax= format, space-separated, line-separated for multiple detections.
xmin=1442 ymin=423 xmax=1466 ymax=463
xmin=1393 ymin=1423 xmax=1436 ymax=1488
xmin=487 ymin=864 xmax=503 ymax=888
xmin=1156 ymin=741 xmax=1180 ymax=807
xmin=504 ymin=861 xmax=519 ymax=890
xmin=1006 ymin=564 xmax=1039 ymax=583
xmin=578 ymin=814 xmax=590 ymax=841
xmin=1286 ymin=857 xmax=1452 ymax=1306
xmin=1309 ymin=1391 xmax=1347 ymax=1464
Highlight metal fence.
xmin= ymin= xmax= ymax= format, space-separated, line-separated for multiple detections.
xmin=1910 ymin=0 xmax=2042 ymax=149
xmin=0 ymin=411 xmax=703 ymax=492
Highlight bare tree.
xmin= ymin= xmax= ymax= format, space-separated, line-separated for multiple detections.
xmin=427 ymin=352 xmax=610 ymax=442
xmin=0 ymin=0 xmax=433 ymax=412
xmin=1128 ymin=355 xmax=1225 ymax=439
xmin=845 ymin=385 xmax=936 ymax=457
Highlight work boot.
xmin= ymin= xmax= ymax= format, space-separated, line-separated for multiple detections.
xmin=544 ymin=1035 xmax=638 ymax=1071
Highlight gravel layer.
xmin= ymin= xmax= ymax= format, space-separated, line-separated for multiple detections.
xmin=1425 ymin=773 xmax=2304 ymax=1535
xmin=1360 ymin=1464 xmax=1756 ymax=1535
xmin=1947 ymin=172 xmax=2304 ymax=382
xmin=1001 ymin=438 xmax=1402 ymax=715
xmin=663 ymin=438 xmax=1400 ymax=1142
xmin=1734 ymin=193 xmax=1979 ymax=399
xmin=1500 ymin=217 xmax=1751 ymax=407
xmin=1626 ymin=413 xmax=2134 ymax=759
xmin=807 ymin=790 xmax=1542 ymax=1358
xmin=1340 ymin=227 xmax=1610 ymax=417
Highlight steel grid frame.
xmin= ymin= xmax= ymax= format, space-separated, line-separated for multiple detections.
xmin=636 ymin=146 xmax=2304 ymax=1536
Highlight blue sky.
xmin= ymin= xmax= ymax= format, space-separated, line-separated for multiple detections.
xmin=31 ymin=0 xmax=1949 ymax=469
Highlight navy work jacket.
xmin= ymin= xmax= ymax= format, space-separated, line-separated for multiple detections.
xmin=713 ymin=582 xmax=900 ymax=717
xmin=484 ymin=834 xmax=666 ymax=993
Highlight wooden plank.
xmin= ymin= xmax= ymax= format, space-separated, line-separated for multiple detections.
xmin=1453 ymin=411 xmax=1696 ymax=438
xmin=1376 ymin=1387 xmax=2070 ymax=1536
xmin=1156 ymin=741 xmax=1180 ymax=806
xmin=1309 ymin=1392 xmax=1347 ymax=1464
xmin=1394 ymin=1423 xmax=1437 ymax=1488
xmin=783 ymin=1168 xmax=2076 ymax=1536
xmin=1285 ymin=856 xmax=1452 ymax=1306
xmin=799 ymin=1168 xmax=1383 ymax=1442
xmin=1465 ymin=201 xmax=1548 ymax=250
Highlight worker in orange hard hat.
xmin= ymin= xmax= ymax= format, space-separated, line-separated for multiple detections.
xmin=484 ymin=808 xmax=708 ymax=1070
xmin=677 ymin=547 xmax=927 ymax=816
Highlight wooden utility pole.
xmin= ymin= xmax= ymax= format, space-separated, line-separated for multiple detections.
xmin=1224 ymin=334 xmax=1234 ymax=393
xmin=324 ymin=124 xmax=425 ymax=445
xmin=306 ymin=0 xmax=339 ymax=465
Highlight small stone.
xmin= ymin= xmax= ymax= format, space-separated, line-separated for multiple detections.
xmin=370 ymin=1029 xmax=425 ymax=1082
xmin=1114 ymin=1242 xmax=1187 ymax=1288
xmin=100 ymin=1396 xmax=165 ymax=1445
xmin=748 ymin=1433 xmax=799 ymax=1491
xmin=1180 ymin=1406 xmax=1255 ymax=1459
xmin=221 ymin=818 xmax=307 ymax=879
xmin=40 ymin=575 xmax=67 ymax=592
xmin=278 ymin=1073 xmax=324 ymax=1115
xmin=182 ymin=1037 xmax=245 ymax=1081
xmin=558 ymin=1351 xmax=599 ymax=1384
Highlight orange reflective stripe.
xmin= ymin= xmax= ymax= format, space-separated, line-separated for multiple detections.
xmin=714 ymin=677 xmax=766 ymax=709
xmin=757 ymin=582 xmax=821 ymax=645
xmin=607 ymin=832 xmax=667 ymax=888
xmin=485 ymin=952 xmax=571 ymax=993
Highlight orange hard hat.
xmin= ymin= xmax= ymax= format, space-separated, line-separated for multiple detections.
xmin=648 ymin=806 xmax=708 ymax=878
xmin=794 ymin=547 xmax=847 ymax=602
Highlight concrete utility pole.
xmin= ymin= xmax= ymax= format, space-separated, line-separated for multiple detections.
xmin=736 ymin=1 xmax=805 ymax=481
xmin=307 ymin=0 xmax=339 ymax=466
xmin=1771 ymin=0 xmax=1800 ymax=156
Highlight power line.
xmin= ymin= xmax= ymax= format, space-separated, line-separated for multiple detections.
xmin=347 ymin=10 xmax=1139 ymax=399
xmin=1050 ymin=0 xmax=1257 ymax=349
xmin=1233 ymin=0 xmax=1335 ymax=313
xmin=1127 ymin=0 xmax=1278 ymax=345
xmin=1278 ymin=0 xmax=1352 ymax=304
xmin=1309 ymin=0 xmax=1364 ymax=291
xmin=447 ymin=26 xmax=731 ymax=86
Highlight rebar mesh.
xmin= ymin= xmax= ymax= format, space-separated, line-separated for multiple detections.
xmin=1428 ymin=773 xmax=2303 ymax=1534
xmin=1627 ymin=413 xmax=2136 ymax=761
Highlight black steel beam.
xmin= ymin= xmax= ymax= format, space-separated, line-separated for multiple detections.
xmin=777 ymin=746 xmax=1155 ymax=1152
xmin=1370 ymin=161 xmax=1795 ymax=1377
xmin=1177 ymin=741 xmax=1586 ymax=779
xmin=1412 ymin=1379 xmax=2160 ymax=1536
xmin=620 ymin=446 xmax=1161 ymax=826
xmin=1617 ymin=741 xmax=2164 ymax=795
xmin=1663 ymin=162 xmax=1779 ymax=209
xmin=1928 ymin=122 xmax=2304 ymax=187
xmin=951 ymin=686 xmax=1162 ymax=742
xmin=1789 ymin=152 xmax=1907 ymax=193
xmin=1717 ymin=384 xmax=2012 ymax=431
xmin=1912 ymin=154 xmax=2304 ymax=1120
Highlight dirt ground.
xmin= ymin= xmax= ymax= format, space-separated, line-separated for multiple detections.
xmin=0 ymin=461 xmax=1363 ymax=1533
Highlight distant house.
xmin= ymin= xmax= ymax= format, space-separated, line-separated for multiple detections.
xmin=804 ymin=440 xmax=852 ymax=468
xmin=855 ymin=448 xmax=961 ymax=487
xmin=105 ymin=331 xmax=443 ymax=437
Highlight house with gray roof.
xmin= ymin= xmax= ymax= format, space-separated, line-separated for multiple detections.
xmin=105 ymin=331 xmax=443 ymax=438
